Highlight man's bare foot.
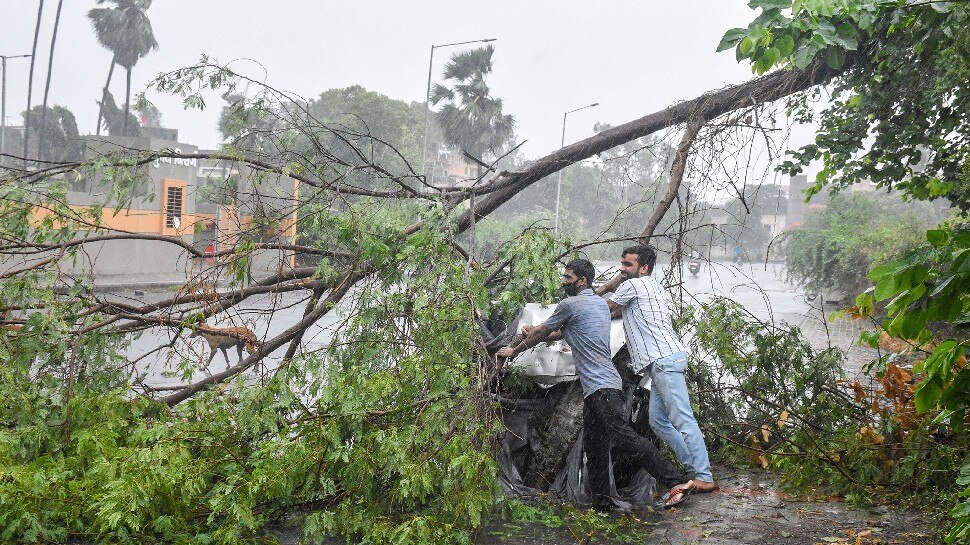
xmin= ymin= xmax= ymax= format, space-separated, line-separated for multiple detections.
xmin=691 ymin=479 xmax=719 ymax=493
xmin=664 ymin=481 xmax=695 ymax=509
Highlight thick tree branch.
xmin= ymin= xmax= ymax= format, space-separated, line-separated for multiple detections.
xmin=640 ymin=118 xmax=705 ymax=241
xmin=452 ymin=58 xmax=848 ymax=233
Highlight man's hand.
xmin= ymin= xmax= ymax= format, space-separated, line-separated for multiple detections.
xmin=496 ymin=345 xmax=517 ymax=359
xmin=520 ymin=324 xmax=536 ymax=335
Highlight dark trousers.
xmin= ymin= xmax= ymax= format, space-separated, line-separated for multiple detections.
xmin=583 ymin=388 xmax=688 ymax=504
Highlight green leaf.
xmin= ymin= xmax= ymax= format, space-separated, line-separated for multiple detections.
xmin=835 ymin=23 xmax=860 ymax=50
xmin=748 ymin=0 xmax=792 ymax=9
xmin=825 ymin=47 xmax=847 ymax=70
xmin=775 ymin=34 xmax=796 ymax=57
xmin=793 ymin=43 xmax=820 ymax=70
xmin=914 ymin=376 xmax=943 ymax=413
xmin=859 ymin=330 xmax=881 ymax=348
xmin=739 ymin=36 xmax=757 ymax=55
xmin=718 ymin=28 xmax=750 ymax=52
xmin=927 ymin=228 xmax=949 ymax=246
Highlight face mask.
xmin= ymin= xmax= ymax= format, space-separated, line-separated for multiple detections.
xmin=563 ymin=279 xmax=583 ymax=297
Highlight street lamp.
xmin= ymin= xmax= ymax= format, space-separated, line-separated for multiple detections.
xmin=421 ymin=37 xmax=497 ymax=185
xmin=554 ymin=102 xmax=599 ymax=237
xmin=0 ymin=53 xmax=31 ymax=167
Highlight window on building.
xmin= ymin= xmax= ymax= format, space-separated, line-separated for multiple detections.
xmin=165 ymin=185 xmax=184 ymax=229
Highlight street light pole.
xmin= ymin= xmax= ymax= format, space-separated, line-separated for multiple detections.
xmin=554 ymin=102 xmax=599 ymax=237
xmin=0 ymin=54 xmax=32 ymax=167
xmin=421 ymin=37 xmax=496 ymax=187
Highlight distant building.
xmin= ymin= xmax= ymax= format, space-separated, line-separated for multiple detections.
xmin=49 ymin=134 xmax=298 ymax=281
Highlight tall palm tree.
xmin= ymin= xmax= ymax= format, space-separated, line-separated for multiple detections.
xmin=430 ymin=45 xmax=515 ymax=178
xmin=88 ymin=0 xmax=158 ymax=136
xmin=23 ymin=0 xmax=44 ymax=162
xmin=37 ymin=0 xmax=63 ymax=163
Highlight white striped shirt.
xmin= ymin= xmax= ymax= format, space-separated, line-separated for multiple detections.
xmin=608 ymin=275 xmax=686 ymax=374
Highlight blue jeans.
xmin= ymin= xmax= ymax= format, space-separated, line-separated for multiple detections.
xmin=648 ymin=352 xmax=713 ymax=482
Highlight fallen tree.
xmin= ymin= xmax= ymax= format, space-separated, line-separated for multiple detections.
xmin=0 ymin=36 xmax=854 ymax=545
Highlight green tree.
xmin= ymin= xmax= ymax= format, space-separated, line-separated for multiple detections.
xmin=308 ymin=85 xmax=426 ymax=175
xmin=785 ymin=191 xmax=939 ymax=298
xmin=88 ymin=0 xmax=159 ymax=136
xmin=719 ymin=0 xmax=970 ymax=210
xmin=22 ymin=104 xmax=82 ymax=162
xmin=722 ymin=1 xmax=970 ymax=539
xmin=97 ymin=90 xmax=139 ymax=137
xmin=430 ymin=45 xmax=515 ymax=176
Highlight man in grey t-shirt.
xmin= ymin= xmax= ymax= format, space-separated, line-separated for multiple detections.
xmin=498 ymin=258 xmax=690 ymax=510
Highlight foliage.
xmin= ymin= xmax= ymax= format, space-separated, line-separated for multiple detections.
xmin=785 ymin=191 xmax=941 ymax=297
xmin=686 ymin=298 xmax=965 ymax=539
xmin=21 ymin=104 xmax=83 ymax=162
xmin=685 ymin=297 xmax=849 ymax=461
xmin=721 ymin=0 xmax=970 ymax=209
xmin=724 ymin=1 xmax=970 ymax=538
xmin=88 ymin=0 xmax=159 ymax=70
xmin=495 ymin=498 xmax=656 ymax=544
xmin=0 ymin=196 xmax=501 ymax=543
xmin=855 ymin=221 xmax=970 ymax=543
xmin=98 ymin=90 xmax=141 ymax=137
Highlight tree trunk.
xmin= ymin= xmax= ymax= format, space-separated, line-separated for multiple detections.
xmin=123 ymin=67 xmax=132 ymax=136
xmin=37 ymin=0 xmax=63 ymax=162
xmin=453 ymin=58 xmax=849 ymax=234
xmin=96 ymin=59 xmax=115 ymax=137
xmin=522 ymin=381 xmax=584 ymax=490
xmin=23 ymin=0 xmax=44 ymax=162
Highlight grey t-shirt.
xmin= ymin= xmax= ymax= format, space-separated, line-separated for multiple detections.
xmin=542 ymin=288 xmax=622 ymax=397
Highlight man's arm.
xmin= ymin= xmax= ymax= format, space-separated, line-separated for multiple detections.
xmin=521 ymin=324 xmax=563 ymax=341
xmin=595 ymin=272 xmax=623 ymax=296
xmin=606 ymin=299 xmax=623 ymax=320
xmin=497 ymin=324 xmax=555 ymax=359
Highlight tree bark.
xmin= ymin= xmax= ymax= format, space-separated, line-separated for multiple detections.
xmin=123 ymin=67 xmax=132 ymax=136
xmin=23 ymin=0 xmax=44 ymax=162
xmin=37 ymin=0 xmax=64 ymax=162
xmin=96 ymin=59 xmax=115 ymax=136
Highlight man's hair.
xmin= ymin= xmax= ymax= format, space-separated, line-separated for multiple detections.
xmin=564 ymin=258 xmax=596 ymax=285
xmin=622 ymin=245 xmax=657 ymax=275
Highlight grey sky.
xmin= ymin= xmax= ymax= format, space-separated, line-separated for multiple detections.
xmin=0 ymin=1 xmax=786 ymax=159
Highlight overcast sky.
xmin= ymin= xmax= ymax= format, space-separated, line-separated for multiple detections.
xmin=1 ymin=1 xmax=800 ymax=161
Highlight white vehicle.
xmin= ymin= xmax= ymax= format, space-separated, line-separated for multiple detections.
xmin=508 ymin=303 xmax=627 ymax=385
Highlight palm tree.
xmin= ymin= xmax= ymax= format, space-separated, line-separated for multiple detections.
xmin=88 ymin=0 xmax=158 ymax=136
xmin=430 ymin=45 xmax=515 ymax=178
xmin=37 ymin=0 xmax=63 ymax=163
xmin=23 ymin=0 xmax=44 ymax=162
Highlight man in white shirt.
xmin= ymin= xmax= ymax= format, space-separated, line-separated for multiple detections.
xmin=601 ymin=245 xmax=718 ymax=496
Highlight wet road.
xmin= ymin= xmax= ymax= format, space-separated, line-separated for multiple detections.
xmin=120 ymin=260 xmax=876 ymax=389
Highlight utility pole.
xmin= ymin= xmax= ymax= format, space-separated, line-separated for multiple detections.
xmin=0 ymin=54 xmax=32 ymax=168
xmin=554 ymin=102 xmax=599 ymax=237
